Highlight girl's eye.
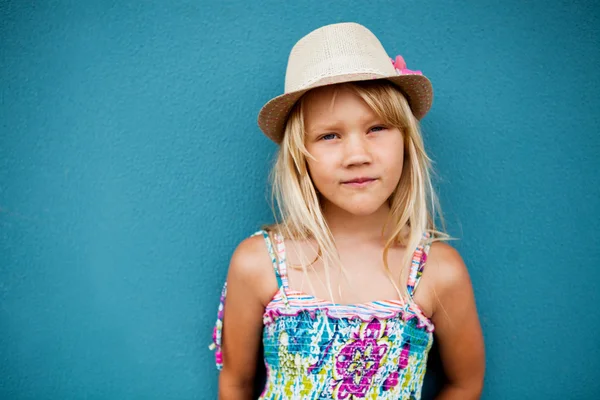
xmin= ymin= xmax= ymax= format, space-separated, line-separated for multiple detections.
xmin=369 ymin=125 xmax=387 ymax=133
xmin=320 ymin=133 xmax=338 ymax=141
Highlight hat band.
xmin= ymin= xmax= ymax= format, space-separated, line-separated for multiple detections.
xmin=287 ymin=72 xmax=390 ymax=94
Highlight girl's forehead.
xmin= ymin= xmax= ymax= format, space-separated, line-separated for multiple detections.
xmin=303 ymin=86 xmax=377 ymax=126
xmin=304 ymin=85 xmax=351 ymax=107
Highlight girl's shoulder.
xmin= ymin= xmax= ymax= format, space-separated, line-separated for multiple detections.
xmin=227 ymin=231 xmax=280 ymax=305
xmin=425 ymin=240 xmax=473 ymax=300
xmin=231 ymin=231 xmax=270 ymax=263
xmin=229 ymin=232 xmax=271 ymax=278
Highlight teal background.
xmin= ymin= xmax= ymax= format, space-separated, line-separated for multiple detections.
xmin=1 ymin=1 xmax=599 ymax=399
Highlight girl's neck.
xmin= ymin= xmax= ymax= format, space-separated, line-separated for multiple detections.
xmin=321 ymin=201 xmax=393 ymax=243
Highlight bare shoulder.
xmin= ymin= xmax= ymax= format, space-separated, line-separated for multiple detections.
xmin=228 ymin=234 xmax=279 ymax=305
xmin=426 ymin=241 xmax=472 ymax=296
xmin=230 ymin=234 xmax=270 ymax=273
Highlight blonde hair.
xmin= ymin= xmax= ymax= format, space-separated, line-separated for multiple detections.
xmin=267 ymin=80 xmax=452 ymax=303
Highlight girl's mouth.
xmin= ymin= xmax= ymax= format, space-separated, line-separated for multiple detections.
xmin=342 ymin=177 xmax=377 ymax=187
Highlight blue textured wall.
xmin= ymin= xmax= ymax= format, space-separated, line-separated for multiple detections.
xmin=1 ymin=1 xmax=599 ymax=399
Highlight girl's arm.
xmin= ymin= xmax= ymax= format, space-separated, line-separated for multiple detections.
xmin=429 ymin=243 xmax=486 ymax=399
xmin=218 ymin=237 xmax=276 ymax=400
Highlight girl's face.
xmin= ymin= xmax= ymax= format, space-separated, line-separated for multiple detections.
xmin=303 ymin=85 xmax=405 ymax=216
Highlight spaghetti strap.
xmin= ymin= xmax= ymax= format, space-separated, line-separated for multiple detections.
xmin=208 ymin=281 xmax=227 ymax=370
xmin=255 ymin=230 xmax=290 ymax=307
xmin=209 ymin=230 xmax=290 ymax=370
xmin=407 ymin=231 xmax=433 ymax=298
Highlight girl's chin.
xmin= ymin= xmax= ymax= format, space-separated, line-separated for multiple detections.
xmin=329 ymin=201 xmax=388 ymax=217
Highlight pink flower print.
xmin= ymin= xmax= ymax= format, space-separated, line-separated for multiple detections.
xmin=399 ymin=340 xmax=411 ymax=369
xmin=383 ymin=371 xmax=398 ymax=391
xmin=391 ymin=55 xmax=423 ymax=76
xmin=383 ymin=340 xmax=411 ymax=391
xmin=333 ymin=319 xmax=390 ymax=399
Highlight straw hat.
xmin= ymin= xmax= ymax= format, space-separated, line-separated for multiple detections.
xmin=257 ymin=22 xmax=433 ymax=144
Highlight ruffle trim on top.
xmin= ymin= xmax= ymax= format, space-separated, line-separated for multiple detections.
xmin=263 ymin=291 xmax=435 ymax=332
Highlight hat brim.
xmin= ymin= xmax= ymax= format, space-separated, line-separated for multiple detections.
xmin=257 ymin=73 xmax=433 ymax=144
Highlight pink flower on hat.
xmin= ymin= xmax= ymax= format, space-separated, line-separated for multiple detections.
xmin=391 ymin=55 xmax=423 ymax=76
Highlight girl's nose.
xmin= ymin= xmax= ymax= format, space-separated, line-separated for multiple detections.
xmin=342 ymin=135 xmax=372 ymax=167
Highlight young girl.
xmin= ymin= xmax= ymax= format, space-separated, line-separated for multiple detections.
xmin=210 ymin=22 xmax=485 ymax=399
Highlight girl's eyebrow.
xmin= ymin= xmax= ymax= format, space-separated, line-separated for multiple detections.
xmin=309 ymin=118 xmax=383 ymax=133
xmin=307 ymin=126 xmax=334 ymax=134
xmin=306 ymin=108 xmax=384 ymax=134
xmin=306 ymin=121 xmax=343 ymax=134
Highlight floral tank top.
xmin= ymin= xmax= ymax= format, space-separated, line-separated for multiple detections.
xmin=210 ymin=230 xmax=434 ymax=399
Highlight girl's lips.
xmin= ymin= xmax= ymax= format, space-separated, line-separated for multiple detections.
xmin=342 ymin=178 xmax=377 ymax=187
